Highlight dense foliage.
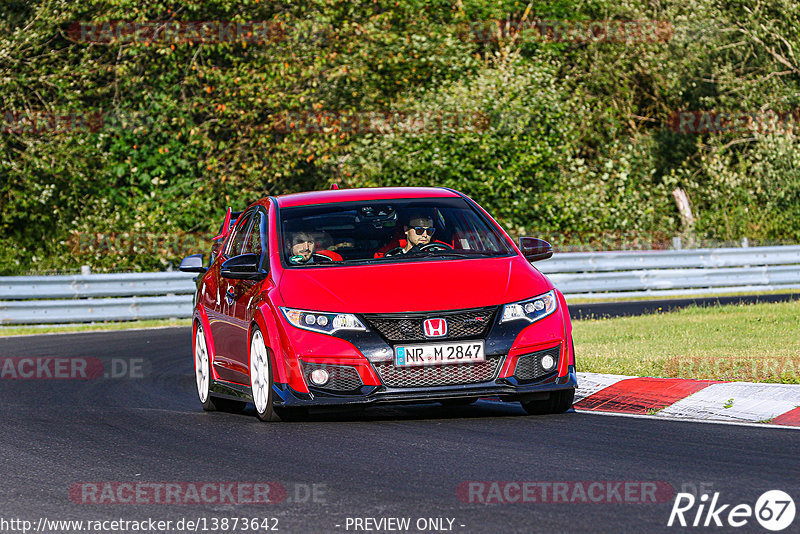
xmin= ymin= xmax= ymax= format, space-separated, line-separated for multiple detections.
xmin=1 ymin=0 xmax=799 ymax=273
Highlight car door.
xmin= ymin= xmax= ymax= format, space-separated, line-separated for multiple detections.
xmin=230 ymin=208 xmax=271 ymax=377
xmin=211 ymin=209 xmax=254 ymax=384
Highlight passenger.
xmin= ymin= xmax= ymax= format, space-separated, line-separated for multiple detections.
xmin=287 ymin=231 xmax=342 ymax=264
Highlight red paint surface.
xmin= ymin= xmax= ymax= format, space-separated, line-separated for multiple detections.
xmin=574 ymin=377 xmax=721 ymax=414
xmin=278 ymin=256 xmax=551 ymax=313
xmin=276 ymin=186 xmax=459 ymax=208
xmin=771 ymin=406 xmax=800 ymax=426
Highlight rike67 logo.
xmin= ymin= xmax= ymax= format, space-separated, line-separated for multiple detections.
xmin=668 ymin=490 xmax=795 ymax=531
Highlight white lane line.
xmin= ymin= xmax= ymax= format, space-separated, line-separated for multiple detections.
xmin=656 ymin=382 xmax=800 ymax=423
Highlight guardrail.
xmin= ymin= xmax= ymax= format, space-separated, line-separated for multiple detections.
xmin=0 ymin=272 xmax=197 ymax=324
xmin=538 ymin=245 xmax=800 ymax=299
xmin=1 ymin=245 xmax=798 ymax=324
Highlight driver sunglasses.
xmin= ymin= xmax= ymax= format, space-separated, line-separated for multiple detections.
xmin=411 ymin=226 xmax=436 ymax=236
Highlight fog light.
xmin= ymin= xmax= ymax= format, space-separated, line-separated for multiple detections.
xmin=541 ymin=354 xmax=556 ymax=371
xmin=309 ymin=368 xmax=330 ymax=386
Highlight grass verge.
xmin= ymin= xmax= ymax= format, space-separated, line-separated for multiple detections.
xmin=572 ymin=301 xmax=800 ymax=383
xmin=0 ymin=318 xmax=192 ymax=337
xmin=566 ymin=288 xmax=800 ymax=304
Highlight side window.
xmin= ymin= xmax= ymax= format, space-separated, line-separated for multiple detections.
xmin=225 ymin=211 xmax=253 ymax=257
xmin=243 ymin=211 xmax=266 ymax=256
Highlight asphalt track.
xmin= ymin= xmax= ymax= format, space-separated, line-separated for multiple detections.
xmin=2 ymin=327 xmax=799 ymax=534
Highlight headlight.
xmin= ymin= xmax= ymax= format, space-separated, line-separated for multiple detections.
xmin=500 ymin=290 xmax=558 ymax=324
xmin=280 ymin=307 xmax=367 ymax=334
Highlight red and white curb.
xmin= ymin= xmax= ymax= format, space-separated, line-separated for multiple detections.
xmin=574 ymin=372 xmax=800 ymax=427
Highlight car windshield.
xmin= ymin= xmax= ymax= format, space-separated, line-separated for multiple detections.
xmin=279 ymin=197 xmax=514 ymax=266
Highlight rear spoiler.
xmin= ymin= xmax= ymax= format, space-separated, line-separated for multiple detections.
xmin=212 ymin=207 xmax=243 ymax=241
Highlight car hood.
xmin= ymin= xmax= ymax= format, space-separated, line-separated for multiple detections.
xmin=277 ymin=256 xmax=552 ymax=313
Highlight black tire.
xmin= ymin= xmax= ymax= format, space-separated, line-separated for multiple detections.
xmin=249 ymin=326 xmax=281 ymax=422
xmin=521 ymin=389 xmax=575 ymax=415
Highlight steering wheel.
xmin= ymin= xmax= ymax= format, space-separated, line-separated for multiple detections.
xmin=311 ymin=253 xmax=334 ymax=263
xmin=419 ymin=242 xmax=453 ymax=252
xmin=288 ymin=253 xmax=335 ymax=265
xmin=383 ymin=247 xmax=404 ymax=257
xmin=383 ymin=242 xmax=454 ymax=256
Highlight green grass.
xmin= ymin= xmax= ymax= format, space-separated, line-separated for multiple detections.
xmin=566 ymin=288 xmax=800 ymax=304
xmin=573 ymin=301 xmax=800 ymax=383
xmin=0 ymin=318 xmax=192 ymax=337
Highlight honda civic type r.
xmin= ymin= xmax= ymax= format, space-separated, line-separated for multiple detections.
xmin=180 ymin=187 xmax=577 ymax=421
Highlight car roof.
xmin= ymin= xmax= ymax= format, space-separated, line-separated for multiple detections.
xmin=274 ymin=187 xmax=460 ymax=208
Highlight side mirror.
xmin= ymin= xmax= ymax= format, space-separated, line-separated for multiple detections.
xmin=519 ymin=237 xmax=553 ymax=262
xmin=179 ymin=253 xmax=207 ymax=273
xmin=221 ymin=253 xmax=268 ymax=281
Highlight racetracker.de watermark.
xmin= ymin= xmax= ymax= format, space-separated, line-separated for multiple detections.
xmin=667 ymin=110 xmax=800 ymax=135
xmin=67 ymin=232 xmax=213 ymax=258
xmin=67 ymin=21 xmax=284 ymax=44
xmin=466 ymin=19 xmax=673 ymax=43
xmin=457 ymin=481 xmax=674 ymax=504
xmin=0 ymin=357 xmax=146 ymax=380
xmin=664 ymin=356 xmax=800 ymax=382
xmin=69 ymin=482 xmax=327 ymax=505
xmin=1 ymin=109 xmax=154 ymax=135
xmin=273 ymin=110 xmax=490 ymax=135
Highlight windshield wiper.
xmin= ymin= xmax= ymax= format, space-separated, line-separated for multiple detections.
xmin=417 ymin=250 xmax=507 ymax=258
xmin=338 ymin=258 xmax=386 ymax=265
xmin=322 ymin=251 xmax=508 ymax=265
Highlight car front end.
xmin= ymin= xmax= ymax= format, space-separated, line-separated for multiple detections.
xmin=270 ymin=286 xmax=577 ymax=410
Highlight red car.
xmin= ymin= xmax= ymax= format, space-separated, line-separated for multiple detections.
xmin=180 ymin=187 xmax=577 ymax=421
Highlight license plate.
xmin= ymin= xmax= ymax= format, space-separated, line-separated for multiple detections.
xmin=394 ymin=341 xmax=485 ymax=367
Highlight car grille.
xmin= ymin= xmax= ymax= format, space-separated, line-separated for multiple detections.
xmin=300 ymin=361 xmax=363 ymax=392
xmin=372 ymin=356 xmax=504 ymax=388
xmin=362 ymin=306 xmax=498 ymax=343
xmin=513 ymin=345 xmax=560 ymax=382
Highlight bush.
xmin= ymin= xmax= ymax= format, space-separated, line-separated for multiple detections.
xmin=1 ymin=0 xmax=800 ymax=273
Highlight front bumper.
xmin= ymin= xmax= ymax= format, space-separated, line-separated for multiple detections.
xmin=270 ymin=365 xmax=578 ymax=408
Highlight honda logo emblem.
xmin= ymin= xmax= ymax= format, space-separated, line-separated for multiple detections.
xmin=423 ymin=318 xmax=448 ymax=338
